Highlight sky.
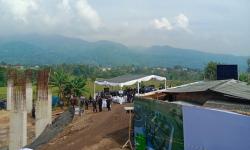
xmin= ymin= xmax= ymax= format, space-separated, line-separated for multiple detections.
xmin=0 ymin=0 xmax=249 ymax=56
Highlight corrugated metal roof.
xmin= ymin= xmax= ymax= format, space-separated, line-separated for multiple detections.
xmin=165 ymin=79 xmax=250 ymax=100
xmin=211 ymin=80 xmax=250 ymax=100
xmin=166 ymin=80 xmax=229 ymax=93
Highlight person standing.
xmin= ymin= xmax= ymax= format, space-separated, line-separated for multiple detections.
xmin=85 ymin=98 xmax=89 ymax=110
xmin=92 ymin=98 xmax=97 ymax=112
xmin=106 ymin=96 xmax=112 ymax=111
xmin=70 ymin=95 xmax=76 ymax=109
xmin=79 ymin=96 xmax=85 ymax=116
xmin=88 ymin=95 xmax=92 ymax=108
xmin=98 ymin=96 xmax=103 ymax=112
xmin=32 ymin=104 xmax=36 ymax=119
xmin=89 ymin=95 xmax=92 ymax=104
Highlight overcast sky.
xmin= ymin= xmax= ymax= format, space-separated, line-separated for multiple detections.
xmin=0 ymin=0 xmax=249 ymax=56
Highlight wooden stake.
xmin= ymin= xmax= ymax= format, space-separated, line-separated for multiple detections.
xmin=122 ymin=107 xmax=134 ymax=150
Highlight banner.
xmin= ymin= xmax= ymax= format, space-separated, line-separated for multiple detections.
xmin=183 ymin=106 xmax=250 ymax=150
xmin=134 ymin=98 xmax=184 ymax=150
xmin=134 ymin=98 xmax=250 ymax=150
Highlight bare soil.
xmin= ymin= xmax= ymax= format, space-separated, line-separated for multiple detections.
xmin=40 ymin=104 xmax=131 ymax=150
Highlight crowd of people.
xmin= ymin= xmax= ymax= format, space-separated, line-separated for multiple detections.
xmin=70 ymin=94 xmax=113 ymax=116
xmin=68 ymin=87 xmax=136 ymax=116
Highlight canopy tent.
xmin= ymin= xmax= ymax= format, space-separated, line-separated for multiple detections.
xmin=94 ymin=74 xmax=167 ymax=96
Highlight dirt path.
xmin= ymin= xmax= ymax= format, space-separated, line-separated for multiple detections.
xmin=40 ymin=104 xmax=131 ymax=150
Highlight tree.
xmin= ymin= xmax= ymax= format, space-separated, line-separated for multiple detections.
xmin=50 ymin=70 xmax=69 ymax=101
xmin=204 ymin=61 xmax=218 ymax=80
xmin=62 ymin=77 xmax=86 ymax=106
xmin=239 ymin=73 xmax=250 ymax=84
xmin=67 ymin=77 xmax=86 ymax=97
xmin=0 ymin=67 xmax=6 ymax=87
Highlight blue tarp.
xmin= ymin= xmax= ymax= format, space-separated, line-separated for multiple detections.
xmin=52 ymin=96 xmax=60 ymax=107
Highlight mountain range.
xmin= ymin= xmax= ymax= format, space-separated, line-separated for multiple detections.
xmin=0 ymin=34 xmax=248 ymax=71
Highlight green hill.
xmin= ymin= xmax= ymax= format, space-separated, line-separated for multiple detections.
xmin=0 ymin=34 xmax=248 ymax=71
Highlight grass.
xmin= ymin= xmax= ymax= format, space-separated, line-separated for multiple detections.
xmin=0 ymin=87 xmax=6 ymax=99
xmin=0 ymin=86 xmax=59 ymax=100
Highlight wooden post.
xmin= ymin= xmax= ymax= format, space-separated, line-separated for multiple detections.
xmin=122 ymin=107 xmax=134 ymax=150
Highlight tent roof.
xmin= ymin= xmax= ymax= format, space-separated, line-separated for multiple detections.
xmin=165 ymin=79 xmax=250 ymax=101
xmin=95 ymin=74 xmax=166 ymax=87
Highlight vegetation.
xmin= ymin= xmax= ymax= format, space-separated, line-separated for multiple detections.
xmin=50 ymin=70 xmax=69 ymax=100
xmin=204 ymin=61 xmax=218 ymax=80
xmin=0 ymin=64 xmax=203 ymax=99
xmin=239 ymin=73 xmax=250 ymax=84
xmin=239 ymin=59 xmax=250 ymax=84
xmin=50 ymin=70 xmax=86 ymax=105
xmin=0 ymin=87 xmax=6 ymax=99
xmin=0 ymin=67 xmax=7 ymax=87
xmin=49 ymin=64 xmax=203 ymax=82
xmin=63 ymin=77 xmax=86 ymax=97
xmin=1 ymin=58 xmax=249 ymax=100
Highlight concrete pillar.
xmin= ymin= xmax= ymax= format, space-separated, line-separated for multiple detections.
xmin=9 ymin=75 xmax=27 ymax=150
xmin=35 ymin=99 xmax=48 ymax=138
xmin=35 ymin=70 xmax=50 ymax=138
xmin=26 ymin=81 xmax=33 ymax=113
xmin=9 ymin=111 xmax=27 ymax=150
xmin=7 ymin=79 xmax=13 ymax=111
xmin=48 ymin=90 xmax=52 ymax=125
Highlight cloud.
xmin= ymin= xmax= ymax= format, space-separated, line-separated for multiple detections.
xmin=0 ymin=0 xmax=38 ymax=23
xmin=75 ymin=0 xmax=102 ymax=29
xmin=175 ymin=13 xmax=190 ymax=31
xmin=152 ymin=18 xmax=173 ymax=30
xmin=0 ymin=0 xmax=102 ymax=34
xmin=152 ymin=13 xmax=191 ymax=32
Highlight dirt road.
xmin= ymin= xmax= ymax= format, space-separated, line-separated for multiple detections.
xmin=40 ymin=104 xmax=131 ymax=150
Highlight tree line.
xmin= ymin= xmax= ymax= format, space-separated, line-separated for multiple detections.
xmin=204 ymin=58 xmax=250 ymax=84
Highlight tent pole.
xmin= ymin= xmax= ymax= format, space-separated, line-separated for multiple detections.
xmin=164 ymin=79 xmax=167 ymax=89
xmin=137 ymin=82 xmax=140 ymax=95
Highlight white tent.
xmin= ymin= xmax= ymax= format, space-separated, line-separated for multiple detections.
xmin=94 ymin=74 xmax=167 ymax=96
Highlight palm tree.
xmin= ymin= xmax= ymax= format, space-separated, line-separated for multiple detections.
xmin=67 ymin=77 xmax=86 ymax=97
xmin=63 ymin=77 xmax=86 ymax=106
xmin=50 ymin=70 xmax=69 ymax=101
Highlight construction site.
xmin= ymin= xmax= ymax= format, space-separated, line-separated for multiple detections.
xmin=0 ymin=69 xmax=132 ymax=150
xmin=0 ymin=70 xmax=250 ymax=150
